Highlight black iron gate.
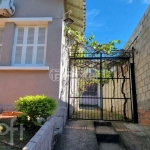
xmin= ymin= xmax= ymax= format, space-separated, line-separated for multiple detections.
xmin=68 ymin=48 xmax=137 ymax=121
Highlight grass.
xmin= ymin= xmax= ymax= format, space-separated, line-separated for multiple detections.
xmin=0 ymin=118 xmax=38 ymax=150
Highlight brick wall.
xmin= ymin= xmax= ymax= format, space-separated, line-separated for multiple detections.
xmin=126 ymin=6 xmax=150 ymax=127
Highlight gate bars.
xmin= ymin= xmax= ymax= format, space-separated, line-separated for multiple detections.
xmin=68 ymin=48 xmax=137 ymax=122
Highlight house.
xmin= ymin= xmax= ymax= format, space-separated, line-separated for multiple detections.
xmin=0 ymin=0 xmax=86 ymax=112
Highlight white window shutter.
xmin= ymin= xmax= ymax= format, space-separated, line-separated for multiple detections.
xmin=25 ymin=46 xmax=33 ymax=64
xmin=12 ymin=26 xmax=46 ymax=66
xmin=14 ymin=46 xmax=22 ymax=64
xmin=36 ymin=46 xmax=44 ymax=64
xmin=38 ymin=28 xmax=46 ymax=44
xmin=17 ymin=28 xmax=24 ymax=44
xmin=27 ymin=28 xmax=35 ymax=44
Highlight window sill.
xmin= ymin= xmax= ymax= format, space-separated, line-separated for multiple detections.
xmin=0 ymin=66 xmax=50 ymax=71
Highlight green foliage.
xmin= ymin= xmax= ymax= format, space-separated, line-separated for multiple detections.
xmin=15 ymin=95 xmax=57 ymax=127
xmin=64 ymin=27 xmax=129 ymax=95
xmin=16 ymin=114 xmax=29 ymax=126
xmin=78 ymin=68 xmax=114 ymax=95
xmin=64 ymin=27 xmax=120 ymax=54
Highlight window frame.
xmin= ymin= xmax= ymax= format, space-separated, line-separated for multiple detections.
xmin=11 ymin=25 xmax=47 ymax=66
xmin=0 ymin=26 xmax=4 ymax=61
xmin=0 ymin=27 xmax=4 ymax=46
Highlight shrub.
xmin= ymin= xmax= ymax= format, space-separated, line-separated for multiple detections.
xmin=15 ymin=95 xmax=57 ymax=127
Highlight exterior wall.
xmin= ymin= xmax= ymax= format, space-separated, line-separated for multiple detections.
xmin=0 ymin=3 xmax=70 ymax=150
xmin=101 ymin=6 xmax=150 ymax=126
xmin=13 ymin=0 xmax=64 ymax=18
xmin=126 ymin=6 xmax=150 ymax=127
xmin=103 ymin=68 xmax=132 ymax=119
xmin=69 ymin=67 xmax=79 ymax=114
xmin=0 ymin=23 xmax=15 ymax=65
xmin=0 ymin=0 xmax=65 ymax=110
xmin=80 ymin=96 xmax=98 ymax=106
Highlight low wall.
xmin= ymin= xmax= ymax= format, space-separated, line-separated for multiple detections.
xmin=22 ymin=106 xmax=67 ymax=150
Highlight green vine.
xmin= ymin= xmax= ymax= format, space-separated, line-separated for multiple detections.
xmin=64 ymin=27 xmax=121 ymax=55
xmin=64 ymin=27 xmax=126 ymax=93
xmin=65 ymin=27 xmax=130 ymax=119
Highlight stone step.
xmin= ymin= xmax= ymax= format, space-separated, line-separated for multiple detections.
xmin=94 ymin=121 xmax=120 ymax=143
xmin=95 ymin=126 xmax=119 ymax=142
xmin=98 ymin=142 xmax=124 ymax=150
xmin=94 ymin=121 xmax=112 ymax=126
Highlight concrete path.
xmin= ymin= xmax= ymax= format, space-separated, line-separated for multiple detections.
xmin=54 ymin=120 xmax=98 ymax=150
xmin=112 ymin=122 xmax=150 ymax=150
xmin=94 ymin=121 xmax=125 ymax=150
xmin=54 ymin=120 xmax=150 ymax=150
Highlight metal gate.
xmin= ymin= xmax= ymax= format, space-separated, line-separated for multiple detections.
xmin=68 ymin=48 xmax=137 ymax=121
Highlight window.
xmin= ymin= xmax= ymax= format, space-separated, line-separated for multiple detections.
xmin=12 ymin=26 xmax=47 ymax=66
xmin=0 ymin=28 xmax=4 ymax=58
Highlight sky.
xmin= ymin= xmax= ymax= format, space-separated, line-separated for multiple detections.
xmin=85 ymin=0 xmax=150 ymax=49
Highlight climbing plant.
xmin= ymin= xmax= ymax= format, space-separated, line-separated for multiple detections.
xmin=64 ymin=27 xmax=122 ymax=91
xmin=64 ymin=27 xmax=131 ymax=120
xmin=64 ymin=27 xmax=121 ymax=55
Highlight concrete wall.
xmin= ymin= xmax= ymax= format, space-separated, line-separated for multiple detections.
xmin=0 ymin=0 xmax=66 ymax=110
xmin=101 ymin=6 xmax=150 ymax=126
xmin=103 ymin=67 xmax=132 ymax=119
xmin=23 ymin=107 xmax=67 ymax=150
xmin=13 ymin=0 xmax=64 ymax=18
xmin=80 ymin=96 xmax=99 ymax=106
xmin=126 ymin=6 xmax=150 ymax=128
xmin=69 ymin=67 xmax=79 ymax=115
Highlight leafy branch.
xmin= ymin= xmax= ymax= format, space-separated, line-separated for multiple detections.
xmin=64 ymin=27 xmax=121 ymax=55
xmin=64 ymin=27 xmax=130 ymax=119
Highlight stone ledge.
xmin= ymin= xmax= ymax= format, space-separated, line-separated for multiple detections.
xmin=22 ymin=106 xmax=67 ymax=150
xmin=2 ymin=111 xmax=23 ymax=116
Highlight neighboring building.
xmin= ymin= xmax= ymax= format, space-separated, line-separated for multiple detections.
xmin=126 ymin=5 xmax=150 ymax=128
xmin=0 ymin=0 xmax=86 ymax=111
xmin=102 ymin=6 xmax=150 ymax=128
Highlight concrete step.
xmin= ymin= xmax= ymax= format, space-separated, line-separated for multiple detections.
xmin=94 ymin=121 xmax=126 ymax=149
xmin=95 ymin=124 xmax=119 ymax=142
xmin=94 ymin=121 xmax=112 ymax=126
xmin=98 ymin=142 xmax=124 ymax=150
xmin=112 ymin=122 xmax=150 ymax=150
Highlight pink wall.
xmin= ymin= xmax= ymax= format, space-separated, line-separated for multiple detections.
xmin=0 ymin=70 xmax=59 ymax=105
xmin=0 ymin=0 xmax=65 ymax=110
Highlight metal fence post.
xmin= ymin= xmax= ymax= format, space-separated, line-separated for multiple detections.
xmin=130 ymin=47 xmax=138 ymax=123
xmin=100 ymin=53 xmax=103 ymax=120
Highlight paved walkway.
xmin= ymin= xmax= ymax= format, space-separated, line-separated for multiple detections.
xmin=112 ymin=122 xmax=150 ymax=150
xmin=54 ymin=120 xmax=150 ymax=150
xmin=54 ymin=120 xmax=98 ymax=150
